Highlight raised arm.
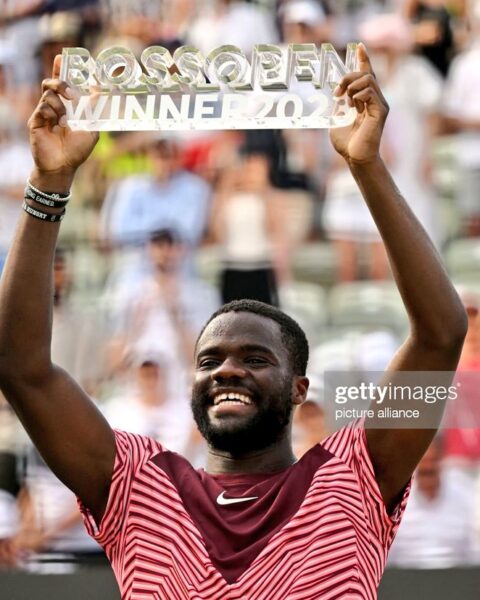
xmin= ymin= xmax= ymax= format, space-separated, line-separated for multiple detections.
xmin=331 ymin=44 xmax=467 ymax=511
xmin=0 ymin=58 xmax=115 ymax=524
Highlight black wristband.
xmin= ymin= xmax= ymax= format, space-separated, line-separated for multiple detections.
xmin=25 ymin=179 xmax=71 ymax=207
xmin=22 ymin=201 xmax=65 ymax=222
xmin=24 ymin=185 xmax=70 ymax=208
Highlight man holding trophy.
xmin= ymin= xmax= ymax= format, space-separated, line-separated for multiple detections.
xmin=0 ymin=43 xmax=467 ymax=598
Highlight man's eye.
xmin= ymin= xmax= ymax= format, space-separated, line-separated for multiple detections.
xmin=246 ymin=357 xmax=267 ymax=365
xmin=198 ymin=359 xmax=219 ymax=368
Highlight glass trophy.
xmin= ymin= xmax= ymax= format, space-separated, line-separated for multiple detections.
xmin=60 ymin=43 xmax=358 ymax=131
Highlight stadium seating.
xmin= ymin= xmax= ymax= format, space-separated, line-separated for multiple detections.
xmin=328 ymin=281 xmax=409 ymax=339
xmin=279 ymin=281 xmax=328 ymax=345
xmin=445 ymin=238 xmax=480 ymax=282
xmin=291 ymin=242 xmax=338 ymax=286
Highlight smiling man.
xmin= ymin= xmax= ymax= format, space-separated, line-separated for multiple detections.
xmin=192 ymin=305 xmax=307 ymax=461
xmin=0 ymin=45 xmax=467 ymax=599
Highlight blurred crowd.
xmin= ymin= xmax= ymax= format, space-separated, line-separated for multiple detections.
xmin=1 ymin=0 xmax=480 ymax=574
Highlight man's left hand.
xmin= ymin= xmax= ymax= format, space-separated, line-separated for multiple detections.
xmin=330 ymin=43 xmax=389 ymax=166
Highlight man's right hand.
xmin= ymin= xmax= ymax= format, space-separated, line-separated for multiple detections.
xmin=28 ymin=55 xmax=99 ymax=191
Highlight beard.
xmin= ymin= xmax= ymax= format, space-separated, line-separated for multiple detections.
xmin=191 ymin=381 xmax=293 ymax=456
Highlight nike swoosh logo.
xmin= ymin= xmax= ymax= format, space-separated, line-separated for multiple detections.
xmin=216 ymin=491 xmax=259 ymax=506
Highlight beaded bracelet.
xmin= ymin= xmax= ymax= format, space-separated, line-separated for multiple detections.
xmin=25 ymin=179 xmax=71 ymax=208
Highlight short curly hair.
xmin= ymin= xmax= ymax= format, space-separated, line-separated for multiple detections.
xmin=196 ymin=299 xmax=309 ymax=376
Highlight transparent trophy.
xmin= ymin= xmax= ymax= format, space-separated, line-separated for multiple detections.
xmin=60 ymin=42 xmax=358 ymax=131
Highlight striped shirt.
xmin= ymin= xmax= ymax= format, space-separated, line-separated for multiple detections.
xmin=79 ymin=426 xmax=410 ymax=599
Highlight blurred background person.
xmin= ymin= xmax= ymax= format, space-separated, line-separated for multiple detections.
xmin=105 ymin=228 xmax=219 ymax=385
xmin=0 ymin=43 xmax=34 ymax=274
xmin=322 ymin=154 xmax=388 ymax=281
xmin=99 ymin=135 xmax=212 ymax=268
xmin=103 ymin=352 xmax=203 ymax=463
xmin=37 ymin=11 xmax=84 ymax=81
xmin=51 ymin=248 xmax=107 ymax=396
xmin=0 ymin=395 xmax=22 ymax=569
xmin=0 ymin=118 xmax=33 ymax=274
xmin=442 ymin=3 xmax=480 ymax=235
xmin=403 ymin=0 xmax=455 ymax=77
xmin=443 ymin=290 xmax=480 ymax=469
xmin=2 ymin=0 xmax=43 ymax=87
xmin=292 ymin=379 xmax=330 ymax=458
xmin=280 ymin=0 xmax=332 ymax=46
xmin=187 ymin=0 xmax=278 ymax=58
xmin=323 ymin=12 xmax=443 ymax=281
xmin=388 ymin=438 xmax=479 ymax=567
xmin=210 ymin=148 xmax=291 ymax=305
xmin=11 ymin=444 xmax=102 ymax=568
xmin=293 ymin=401 xmax=327 ymax=458
xmin=360 ymin=12 xmax=443 ymax=245
xmin=278 ymin=0 xmax=331 ymax=236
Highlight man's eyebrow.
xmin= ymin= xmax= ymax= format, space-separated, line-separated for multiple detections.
xmin=196 ymin=343 xmax=276 ymax=358
xmin=238 ymin=344 xmax=275 ymax=355
xmin=196 ymin=345 xmax=222 ymax=358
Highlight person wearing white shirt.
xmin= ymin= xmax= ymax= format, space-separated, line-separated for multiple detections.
xmin=388 ymin=438 xmax=478 ymax=568
xmin=442 ymin=7 xmax=480 ymax=232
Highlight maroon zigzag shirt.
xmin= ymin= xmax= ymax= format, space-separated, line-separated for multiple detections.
xmin=78 ymin=426 xmax=410 ymax=599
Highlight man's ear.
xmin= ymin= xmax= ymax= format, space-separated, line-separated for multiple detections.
xmin=292 ymin=376 xmax=309 ymax=406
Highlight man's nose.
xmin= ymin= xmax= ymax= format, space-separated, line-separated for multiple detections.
xmin=211 ymin=358 xmax=247 ymax=380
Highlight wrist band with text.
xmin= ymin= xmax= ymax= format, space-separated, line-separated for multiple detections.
xmin=22 ymin=201 xmax=65 ymax=222
xmin=26 ymin=180 xmax=71 ymax=208
xmin=24 ymin=186 xmax=70 ymax=208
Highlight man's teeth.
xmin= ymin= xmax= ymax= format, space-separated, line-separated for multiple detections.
xmin=213 ymin=393 xmax=253 ymax=406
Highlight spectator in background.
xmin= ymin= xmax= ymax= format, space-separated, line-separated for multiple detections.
xmin=3 ymin=1 xmax=98 ymax=85
xmin=278 ymin=0 xmax=333 ymax=233
xmin=103 ymin=352 xmax=202 ymax=463
xmin=51 ymin=248 xmax=106 ymax=396
xmin=12 ymin=444 xmax=101 ymax=565
xmin=292 ymin=375 xmax=332 ymax=458
xmin=99 ymin=135 xmax=211 ymax=257
xmin=292 ymin=398 xmax=329 ymax=458
xmin=322 ymin=146 xmax=387 ymax=280
xmin=0 ymin=41 xmax=32 ymax=124
xmin=98 ymin=0 xmax=162 ymax=45
xmin=280 ymin=0 xmax=331 ymax=45
xmin=456 ymin=290 xmax=480 ymax=370
xmin=0 ymin=55 xmax=33 ymax=272
xmin=0 ymin=396 xmax=21 ymax=568
xmin=105 ymin=228 xmax=219 ymax=391
xmin=442 ymin=4 xmax=480 ymax=234
xmin=187 ymin=0 xmax=278 ymax=59
xmin=2 ymin=1 xmax=43 ymax=86
xmin=388 ymin=438 xmax=478 ymax=567
xmin=210 ymin=149 xmax=290 ymax=305
xmin=37 ymin=11 xmax=83 ymax=81
xmin=360 ymin=12 xmax=443 ymax=246
xmin=403 ymin=0 xmax=454 ymax=76
xmin=182 ymin=130 xmax=246 ymax=187
xmin=323 ymin=13 xmax=442 ymax=280
xmin=444 ymin=291 xmax=480 ymax=467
